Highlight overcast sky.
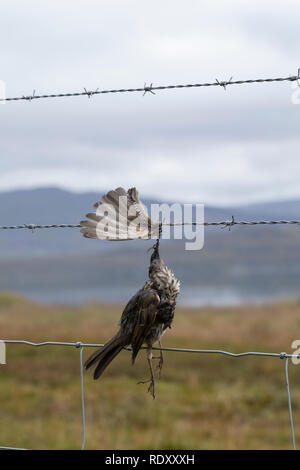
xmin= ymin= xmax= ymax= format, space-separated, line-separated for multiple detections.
xmin=0 ymin=0 xmax=299 ymax=206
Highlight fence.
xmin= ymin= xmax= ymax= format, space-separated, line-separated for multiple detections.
xmin=1 ymin=217 xmax=300 ymax=232
xmin=1 ymin=68 xmax=300 ymax=450
xmin=0 ymin=340 xmax=298 ymax=450
xmin=0 ymin=70 xmax=299 ymax=103
xmin=0 ymin=217 xmax=300 ymax=449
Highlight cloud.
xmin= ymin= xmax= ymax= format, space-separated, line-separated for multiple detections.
xmin=0 ymin=0 xmax=299 ymax=205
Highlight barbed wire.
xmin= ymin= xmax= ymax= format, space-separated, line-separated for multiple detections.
xmin=0 ymin=339 xmax=297 ymax=450
xmin=0 ymin=217 xmax=300 ymax=232
xmin=0 ymin=70 xmax=299 ymax=103
xmin=0 ymin=223 xmax=82 ymax=231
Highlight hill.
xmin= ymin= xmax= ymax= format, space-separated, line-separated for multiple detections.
xmin=0 ymin=188 xmax=300 ymax=305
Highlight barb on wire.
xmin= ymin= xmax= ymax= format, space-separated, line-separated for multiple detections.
xmin=83 ymin=87 xmax=99 ymax=98
xmin=0 ymin=339 xmax=298 ymax=450
xmin=1 ymin=70 xmax=300 ymax=103
xmin=215 ymin=76 xmax=233 ymax=90
xmin=143 ymin=82 xmax=155 ymax=96
xmin=23 ymin=224 xmax=36 ymax=233
xmin=22 ymin=90 xmax=36 ymax=102
xmin=221 ymin=215 xmax=235 ymax=230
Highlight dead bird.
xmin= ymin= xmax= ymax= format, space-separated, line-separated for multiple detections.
xmin=81 ymin=187 xmax=180 ymax=398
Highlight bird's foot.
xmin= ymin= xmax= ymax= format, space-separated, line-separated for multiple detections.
xmin=137 ymin=378 xmax=155 ymax=399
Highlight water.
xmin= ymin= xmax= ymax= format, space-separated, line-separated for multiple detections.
xmin=16 ymin=285 xmax=296 ymax=307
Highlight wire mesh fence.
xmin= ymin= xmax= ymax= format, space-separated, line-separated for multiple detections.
xmin=1 ymin=213 xmax=299 ymax=450
xmin=0 ymin=340 xmax=298 ymax=450
xmin=1 ymin=66 xmax=299 ymax=450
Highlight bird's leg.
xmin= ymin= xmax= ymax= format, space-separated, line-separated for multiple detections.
xmin=153 ymin=340 xmax=164 ymax=379
xmin=137 ymin=347 xmax=155 ymax=399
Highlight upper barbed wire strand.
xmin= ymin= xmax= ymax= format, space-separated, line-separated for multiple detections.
xmin=1 ymin=71 xmax=300 ymax=102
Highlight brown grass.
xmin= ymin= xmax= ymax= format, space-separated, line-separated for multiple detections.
xmin=0 ymin=291 xmax=300 ymax=449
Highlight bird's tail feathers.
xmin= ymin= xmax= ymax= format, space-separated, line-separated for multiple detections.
xmin=85 ymin=333 xmax=127 ymax=380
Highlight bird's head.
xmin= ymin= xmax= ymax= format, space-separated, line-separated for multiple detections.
xmin=150 ymin=238 xmax=160 ymax=263
xmin=148 ymin=238 xmax=164 ymax=278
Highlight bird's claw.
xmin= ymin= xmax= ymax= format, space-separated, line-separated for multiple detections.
xmin=137 ymin=378 xmax=155 ymax=399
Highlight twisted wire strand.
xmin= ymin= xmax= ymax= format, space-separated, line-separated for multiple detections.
xmin=0 ymin=219 xmax=300 ymax=231
xmin=0 ymin=72 xmax=299 ymax=103
xmin=0 ymin=224 xmax=81 ymax=230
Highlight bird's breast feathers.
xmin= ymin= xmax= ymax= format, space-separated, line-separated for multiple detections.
xmin=152 ymin=265 xmax=180 ymax=300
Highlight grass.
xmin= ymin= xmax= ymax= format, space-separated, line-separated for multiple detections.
xmin=0 ymin=291 xmax=300 ymax=449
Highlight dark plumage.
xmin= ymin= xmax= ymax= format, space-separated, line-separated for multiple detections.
xmin=85 ymin=238 xmax=180 ymax=398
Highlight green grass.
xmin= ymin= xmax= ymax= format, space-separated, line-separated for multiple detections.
xmin=0 ymin=292 xmax=299 ymax=449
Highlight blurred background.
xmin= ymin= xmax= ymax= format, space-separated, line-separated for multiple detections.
xmin=1 ymin=188 xmax=300 ymax=306
xmin=1 ymin=0 xmax=300 ymax=450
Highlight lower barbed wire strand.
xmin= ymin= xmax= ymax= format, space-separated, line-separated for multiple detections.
xmin=0 ymin=219 xmax=300 ymax=231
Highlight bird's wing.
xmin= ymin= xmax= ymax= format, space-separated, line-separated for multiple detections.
xmin=120 ymin=288 xmax=160 ymax=364
xmin=80 ymin=187 xmax=160 ymax=240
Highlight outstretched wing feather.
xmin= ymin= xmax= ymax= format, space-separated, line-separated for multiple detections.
xmin=79 ymin=187 xmax=160 ymax=240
